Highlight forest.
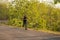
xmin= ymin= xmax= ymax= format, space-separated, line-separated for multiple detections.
xmin=0 ymin=0 xmax=60 ymax=31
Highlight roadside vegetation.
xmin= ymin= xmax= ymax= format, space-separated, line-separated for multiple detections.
xmin=0 ymin=0 xmax=60 ymax=32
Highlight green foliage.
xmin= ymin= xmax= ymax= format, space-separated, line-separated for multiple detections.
xmin=7 ymin=0 xmax=60 ymax=31
xmin=0 ymin=0 xmax=60 ymax=31
xmin=0 ymin=3 xmax=8 ymax=20
xmin=8 ymin=18 xmax=22 ymax=27
xmin=54 ymin=0 xmax=60 ymax=4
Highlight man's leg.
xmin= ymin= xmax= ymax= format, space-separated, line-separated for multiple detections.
xmin=25 ymin=24 xmax=27 ymax=30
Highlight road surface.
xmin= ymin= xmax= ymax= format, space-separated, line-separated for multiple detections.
xmin=0 ymin=25 xmax=60 ymax=40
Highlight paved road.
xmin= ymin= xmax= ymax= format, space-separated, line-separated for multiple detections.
xmin=0 ymin=25 xmax=60 ymax=40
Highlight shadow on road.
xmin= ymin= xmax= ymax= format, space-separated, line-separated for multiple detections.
xmin=42 ymin=37 xmax=60 ymax=40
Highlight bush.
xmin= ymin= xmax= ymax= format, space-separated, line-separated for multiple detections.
xmin=8 ymin=18 xmax=22 ymax=27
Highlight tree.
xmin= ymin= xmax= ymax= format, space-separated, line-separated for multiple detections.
xmin=54 ymin=0 xmax=60 ymax=4
xmin=7 ymin=0 xmax=60 ymax=31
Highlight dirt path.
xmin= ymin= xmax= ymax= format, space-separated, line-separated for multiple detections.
xmin=0 ymin=25 xmax=60 ymax=40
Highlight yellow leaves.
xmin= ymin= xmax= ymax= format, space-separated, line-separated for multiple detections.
xmin=7 ymin=0 xmax=60 ymax=31
xmin=39 ymin=3 xmax=49 ymax=14
xmin=8 ymin=18 xmax=22 ymax=27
